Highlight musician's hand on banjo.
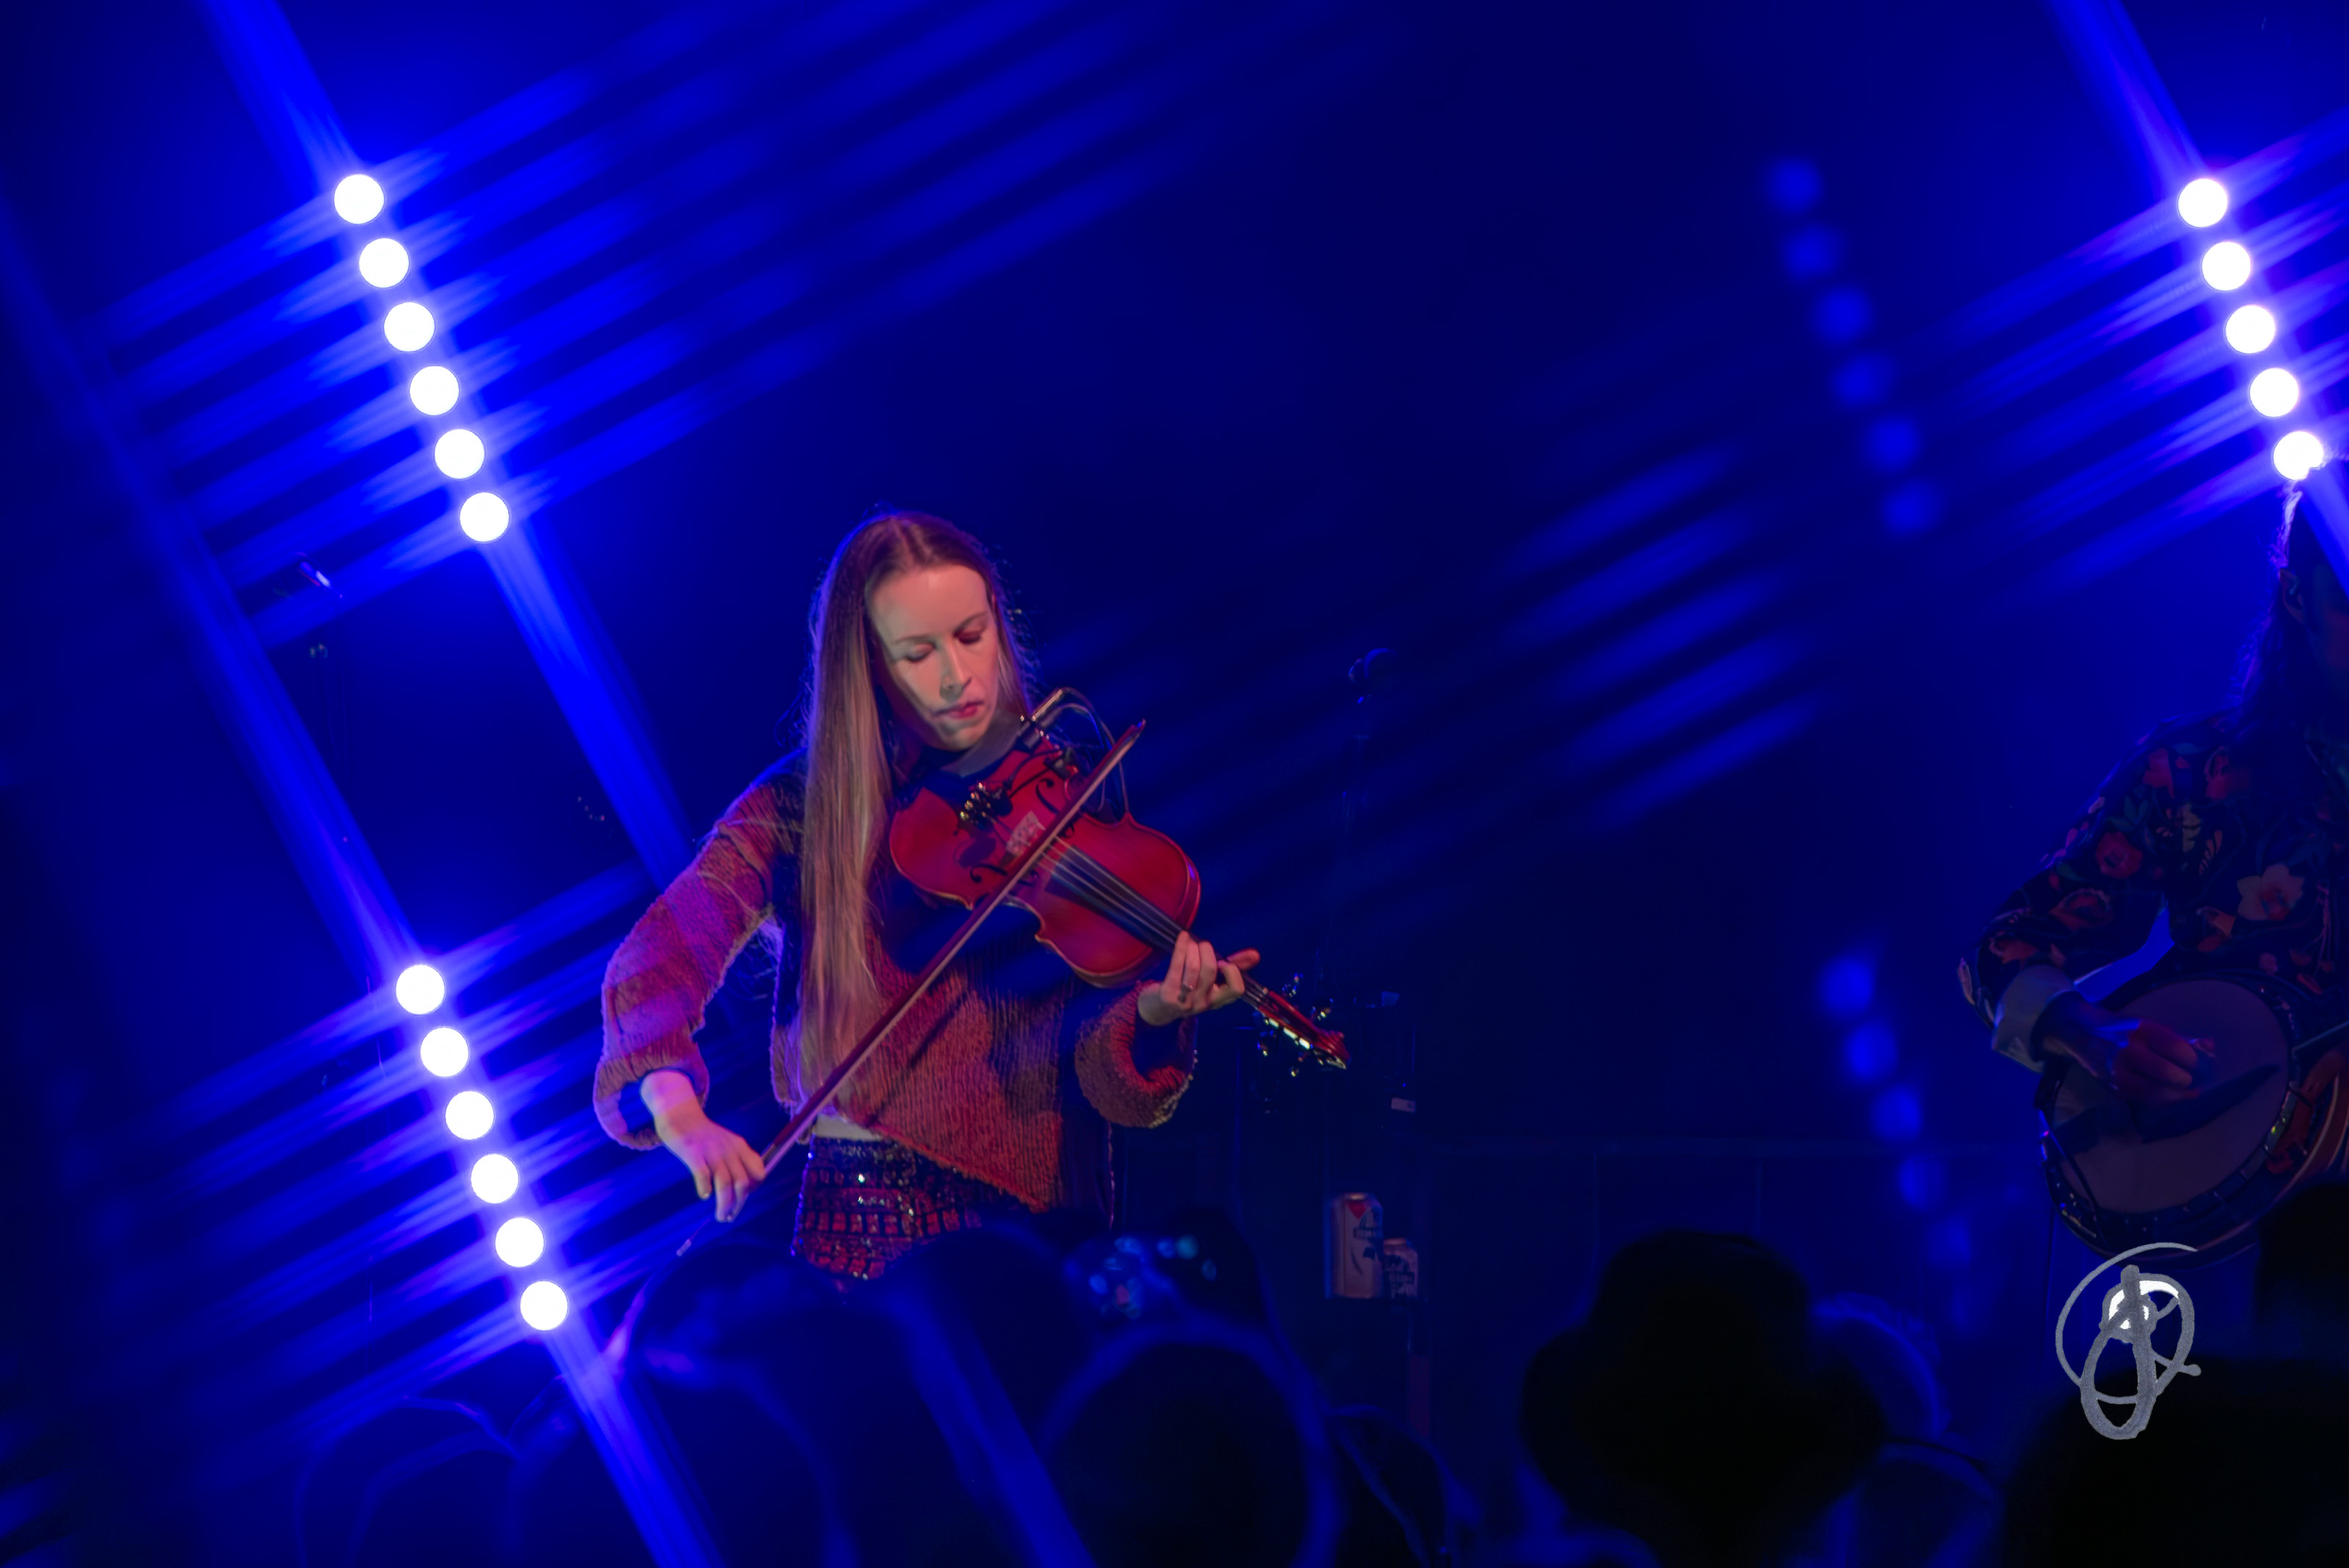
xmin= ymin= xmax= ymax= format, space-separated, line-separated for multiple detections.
xmin=642 ymin=1068 xmax=767 ymax=1222
xmin=2040 ymin=994 xmax=2213 ymax=1106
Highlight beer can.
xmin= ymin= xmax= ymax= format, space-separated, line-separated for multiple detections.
xmin=1382 ymin=1237 xmax=1420 ymax=1301
xmin=1326 ymin=1192 xmax=1384 ymax=1299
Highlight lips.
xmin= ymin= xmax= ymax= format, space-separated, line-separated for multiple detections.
xmin=940 ymin=700 xmax=984 ymax=720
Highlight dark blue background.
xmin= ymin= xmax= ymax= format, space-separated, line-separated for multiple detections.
xmin=6 ymin=0 xmax=2347 ymax=1558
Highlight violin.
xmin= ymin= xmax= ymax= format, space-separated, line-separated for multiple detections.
xmin=890 ymin=691 xmax=1348 ymax=1069
xmin=680 ymin=689 xmax=1343 ymax=1256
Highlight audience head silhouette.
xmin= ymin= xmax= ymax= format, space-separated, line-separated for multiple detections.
xmin=1519 ymin=1230 xmax=1884 ymax=1568
xmin=2257 ymin=1177 xmax=2349 ymax=1370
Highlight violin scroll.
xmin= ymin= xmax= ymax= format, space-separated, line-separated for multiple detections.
xmin=1255 ymin=973 xmax=1348 ymax=1070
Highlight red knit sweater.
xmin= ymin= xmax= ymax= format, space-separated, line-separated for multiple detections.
xmin=592 ymin=750 xmax=1198 ymax=1215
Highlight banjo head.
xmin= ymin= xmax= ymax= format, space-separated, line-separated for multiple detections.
xmin=2041 ymin=970 xmax=2345 ymax=1261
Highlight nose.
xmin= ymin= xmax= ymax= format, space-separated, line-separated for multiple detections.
xmin=941 ymin=644 xmax=971 ymax=697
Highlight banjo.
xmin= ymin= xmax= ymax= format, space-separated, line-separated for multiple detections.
xmin=2036 ymin=968 xmax=2349 ymax=1263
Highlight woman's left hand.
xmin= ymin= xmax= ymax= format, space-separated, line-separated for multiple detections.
xmin=1138 ymin=933 xmax=1259 ymax=1027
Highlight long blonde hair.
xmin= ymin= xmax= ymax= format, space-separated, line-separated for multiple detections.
xmin=793 ymin=510 xmax=1036 ymax=1066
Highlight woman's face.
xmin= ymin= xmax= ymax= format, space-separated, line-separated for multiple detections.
xmin=868 ymin=563 xmax=1002 ymax=751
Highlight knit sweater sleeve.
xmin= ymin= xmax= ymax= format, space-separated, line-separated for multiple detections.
xmin=1072 ymin=979 xmax=1197 ymax=1128
xmin=592 ymin=763 xmax=802 ymax=1148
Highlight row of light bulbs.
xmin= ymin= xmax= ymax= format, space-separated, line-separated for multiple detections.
xmin=333 ymin=174 xmax=512 ymax=542
xmin=345 ymin=166 xmax=562 ymax=1331
xmin=2176 ymin=177 xmax=2328 ymax=480
xmin=394 ymin=955 xmax=567 ymax=1327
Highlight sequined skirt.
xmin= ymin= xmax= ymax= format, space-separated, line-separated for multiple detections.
xmin=790 ymin=1136 xmax=1028 ymax=1283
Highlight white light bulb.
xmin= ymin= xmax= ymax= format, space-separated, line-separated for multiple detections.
xmin=446 ymin=1090 xmax=493 ymax=1141
xmin=471 ymin=1153 xmax=520 ymax=1202
xmin=2202 ymin=241 xmax=2253 ymax=291
xmin=519 ymin=1280 xmax=569 ymax=1330
xmin=435 ymin=429 xmax=485 ymax=479
xmin=2276 ymin=429 xmax=2327 ymax=481
xmin=459 ymin=493 xmax=510 ymax=542
xmin=410 ymin=366 xmax=459 ymax=415
xmin=395 ymin=962 xmax=446 ymax=1014
xmin=2225 ymin=305 xmax=2277 ymax=354
xmin=2177 ymin=178 xmax=2228 ymax=228
xmin=495 ymin=1217 xmax=545 ymax=1266
xmin=418 ymin=1026 xmax=469 ymax=1077
xmin=2251 ymin=367 xmax=2301 ymax=417
xmin=333 ymin=175 xmax=385 ymax=224
xmin=385 ymin=302 xmax=434 ymax=352
xmin=357 ymin=238 xmax=408 ymax=288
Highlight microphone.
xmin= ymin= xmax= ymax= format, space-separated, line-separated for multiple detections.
xmin=1348 ymin=648 xmax=1398 ymax=694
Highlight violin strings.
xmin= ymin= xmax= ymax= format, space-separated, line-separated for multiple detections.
xmin=1039 ymin=844 xmax=1221 ymax=966
xmin=1036 ymin=842 xmax=1177 ymax=943
xmin=1049 ymin=846 xmax=1279 ymax=1009
xmin=987 ymin=769 xmax=1296 ymax=1020
xmin=1036 ymin=841 xmax=1279 ymax=1009
xmin=1031 ymin=841 xmax=1162 ymax=930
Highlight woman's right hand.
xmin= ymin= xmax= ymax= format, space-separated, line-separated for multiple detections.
xmin=2036 ymin=993 xmax=2212 ymax=1107
xmin=641 ymin=1069 xmax=766 ymax=1221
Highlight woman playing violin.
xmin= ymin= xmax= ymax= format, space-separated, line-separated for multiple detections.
xmin=592 ymin=509 xmax=1257 ymax=1282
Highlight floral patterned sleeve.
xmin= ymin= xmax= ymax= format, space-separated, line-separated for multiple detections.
xmin=1961 ymin=733 xmax=2187 ymax=1068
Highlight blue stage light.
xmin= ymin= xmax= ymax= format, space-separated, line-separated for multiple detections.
xmin=385 ymin=302 xmax=434 ymax=352
xmin=2201 ymin=241 xmax=2252 ymax=291
xmin=395 ymin=962 xmax=446 ymax=1013
xmin=519 ymin=1281 xmax=568 ymax=1329
xmin=1819 ymin=953 xmax=1874 ymax=1017
xmin=2226 ymin=304 xmax=2276 ymax=353
xmin=410 ymin=365 xmax=459 ymax=415
xmin=459 ymin=493 xmax=509 ymax=542
xmin=471 ymin=1153 xmax=520 ymax=1202
xmin=435 ymin=429 xmax=485 ymax=479
xmin=1781 ymin=225 xmax=1842 ymax=281
xmin=333 ymin=175 xmax=385 ymax=223
xmin=1881 ymin=479 xmax=1943 ymax=535
xmin=1764 ymin=158 xmax=1823 ymax=215
xmin=1844 ymin=1020 xmax=1896 ymax=1081
xmin=357 ymin=238 xmax=409 ymax=288
xmin=495 ymin=1217 xmax=545 ymax=1266
xmin=1897 ymin=1155 xmax=1947 ymax=1210
xmin=2251 ymin=367 xmax=2301 ymax=417
xmin=446 ymin=1090 xmax=493 ymax=1140
xmin=2176 ymin=178 xmax=2227 ymax=228
xmin=1830 ymin=354 xmax=1892 ymax=408
xmin=1863 ymin=415 xmax=1920 ymax=473
xmin=2276 ymin=429 xmax=2327 ymax=479
xmin=1869 ymin=1085 xmax=1921 ymax=1141
xmin=1811 ymin=287 xmax=1872 ymax=345
xmin=418 ymin=1026 xmax=468 ymax=1077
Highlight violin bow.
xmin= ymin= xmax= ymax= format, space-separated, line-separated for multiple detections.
xmin=674 ymin=719 xmax=1146 ymax=1256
